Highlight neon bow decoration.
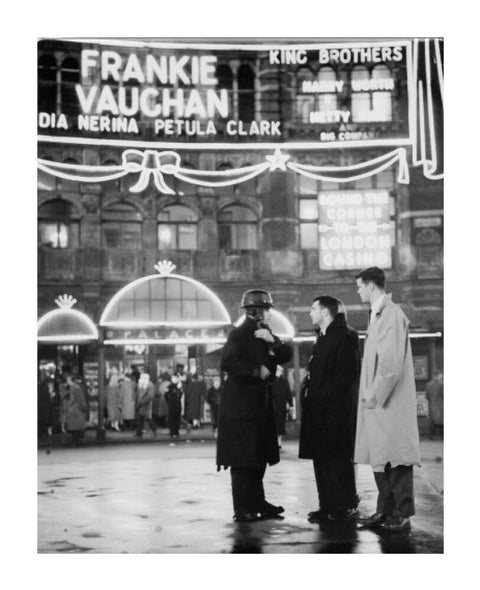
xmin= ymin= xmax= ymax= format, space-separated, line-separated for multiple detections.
xmin=122 ymin=149 xmax=180 ymax=194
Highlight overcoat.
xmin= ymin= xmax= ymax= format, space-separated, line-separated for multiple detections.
xmin=185 ymin=379 xmax=207 ymax=421
xmin=119 ymin=379 xmax=136 ymax=420
xmin=136 ymin=382 xmax=154 ymax=417
xmin=299 ymin=314 xmax=360 ymax=461
xmin=65 ymin=383 xmax=88 ymax=431
xmin=106 ymin=380 xmax=122 ymax=421
xmin=216 ymin=316 xmax=292 ymax=470
xmin=354 ymin=294 xmax=421 ymax=471
xmin=271 ymin=376 xmax=293 ymax=436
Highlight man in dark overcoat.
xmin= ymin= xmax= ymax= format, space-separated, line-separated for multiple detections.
xmin=299 ymin=295 xmax=360 ymax=522
xmin=216 ymin=289 xmax=292 ymax=522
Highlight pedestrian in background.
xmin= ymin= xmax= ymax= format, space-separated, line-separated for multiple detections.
xmin=186 ymin=373 xmax=206 ymax=429
xmin=119 ymin=372 xmax=136 ymax=430
xmin=165 ymin=380 xmax=183 ymax=439
xmin=106 ymin=370 xmax=122 ymax=431
xmin=271 ymin=366 xmax=293 ymax=450
xmin=135 ymin=373 xmax=157 ymax=437
xmin=38 ymin=373 xmax=53 ymax=439
xmin=217 ymin=289 xmax=292 ymax=522
xmin=426 ymin=370 xmax=443 ymax=439
xmin=207 ymin=376 xmax=223 ymax=436
xmin=299 ymin=295 xmax=360 ymax=522
xmin=65 ymin=372 xmax=88 ymax=447
xmin=354 ymin=267 xmax=420 ymax=532
xmin=152 ymin=372 xmax=169 ymax=428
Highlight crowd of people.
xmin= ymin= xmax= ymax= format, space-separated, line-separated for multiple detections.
xmin=37 ymin=361 xmax=296 ymax=445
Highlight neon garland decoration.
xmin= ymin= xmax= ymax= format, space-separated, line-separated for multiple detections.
xmin=38 ymin=147 xmax=409 ymax=194
xmin=37 ymin=39 xmax=443 ymax=182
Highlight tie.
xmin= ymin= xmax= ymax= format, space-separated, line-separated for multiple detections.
xmin=368 ymin=308 xmax=372 ymax=328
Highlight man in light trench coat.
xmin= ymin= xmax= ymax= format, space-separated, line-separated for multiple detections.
xmin=354 ymin=267 xmax=420 ymax=532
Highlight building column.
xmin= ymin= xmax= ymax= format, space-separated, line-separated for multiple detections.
xmin=96 ymin=338 xmax=106 ymax=441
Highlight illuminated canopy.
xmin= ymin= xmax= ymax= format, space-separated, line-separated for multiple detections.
xmin=235 ymin=309 xmax=295 ymax=340
xmin=37 ymin=295 xmax=99 ymax=343
xmin=100 ymin=260 xmax=231 ymax=329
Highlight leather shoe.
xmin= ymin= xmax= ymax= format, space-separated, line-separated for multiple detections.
xmin=233 ymin=512 xmax=262 ymax=522
xmin=378 ymin=516 xmax=411 ymax=532
xmin=327 ymin=508 xmax=359 ymax=521
xmin=358 ymin=512 xmax=388 ymax=527
xmin=308 ymin=509 xmax=330 ymax=523
xmin=261 ymin=501 xmax=285 ymax=517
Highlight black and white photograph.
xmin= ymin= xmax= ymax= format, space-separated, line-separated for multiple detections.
xmin=34 ymin=34 xmax=445 ymax=556
xmin=9 ymin=1 xmax=479 ymax=582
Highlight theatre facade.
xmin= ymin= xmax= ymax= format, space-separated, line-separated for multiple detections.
xmin=37 ymin=37 xmax=443 ymax=421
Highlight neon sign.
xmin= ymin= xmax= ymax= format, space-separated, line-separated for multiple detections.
xmin=318 ymin=190 xmax=394 ymax=271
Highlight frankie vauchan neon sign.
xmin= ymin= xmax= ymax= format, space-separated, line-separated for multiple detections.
xmin=38 ymin=147 xmax=410 ymax=193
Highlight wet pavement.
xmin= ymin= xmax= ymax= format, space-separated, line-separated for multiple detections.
xmin=37 ymin=439 xmax=443 ymax=554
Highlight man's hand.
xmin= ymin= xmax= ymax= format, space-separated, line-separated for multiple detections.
xmin=260 ymin=365 xmax=271 ymax=380
xmin=255 ymin=328 xmax=274 ymax=343
xmin=361 ymin=396 xmax=377 ymax=409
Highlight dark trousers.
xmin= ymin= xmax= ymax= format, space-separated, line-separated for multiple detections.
xmin=135 ymin=414 xmax=157 ymax=436
xmin=374 ymin=463 xmax=415 ymax=517
xmin=167 ymin=408 xmax=181 ymax=436
xmin=230 ymin=466 xmax=267 ymax=515
xmin=313 ymin=457 xmax=357 ymax=513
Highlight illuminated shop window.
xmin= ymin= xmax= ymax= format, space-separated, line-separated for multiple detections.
xmin=296 ymin=66 xmax=315 ymax=124
xmin=38 ymin=198 xmax=79 ymax=249
xmin=102 ymin=202 xmax=142 ymax=249
xmin=218 ymin=205 xmax=257 ymax=250
xmin=299 ymin=198 xmax=319 ymax=249
xmin=351 ymin=65 xmax=392 ymax=122
xmin=238 ymin=64 xmax=255 ymax=121
xmin=38 ymin=54 xmax=57 ymax=112
xmin=317 ymin=67 xmax=338 ymax=111
xmin=157 ymin=205 xmax=198 ymax=250
xmin=415 ymin=227 xmax=443 ymax=270
xmin=60 ymin=57 xmax=80 ymax=115
xmin=216 ymin=64 xmax=234 ymax=117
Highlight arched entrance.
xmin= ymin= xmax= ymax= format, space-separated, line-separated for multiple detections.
xmin=37 ymin=294 xmax=99 ymax=433
xmin=97 ymin=260 xmax=232 ymax=438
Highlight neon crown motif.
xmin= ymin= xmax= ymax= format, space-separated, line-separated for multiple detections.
xmin=55 ymin=294 xmax=77 ymax=308
xmin=154 ymin=260 xmax=176 ymax=276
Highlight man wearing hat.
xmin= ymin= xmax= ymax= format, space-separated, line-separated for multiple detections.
xmin=216 ymin=289 xmax=293 ymax=522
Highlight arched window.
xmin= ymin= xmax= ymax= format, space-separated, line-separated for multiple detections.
xmin=351 ymin=65 xmax=393 ymax=122
xmin=38 ymin=198 xmax=79 ymax=249
xmin=102 ymin=202 xmax=142 ymax=249
xmin=38 ymin=54 xmax=57 ymax=112
xmin=58 ymin=157 xmax=80 ymax=192
xmin=60 ymin=57 xmax=80 ymax=115
xmin=218 ymin=205 xmax=257 ymax=250
xmin=157 ymin=205 xmax=198 ymax=250
xmin=317 ymin=66 xmax=338 ymax=112
xmin=102 ymin=158 xmax=122 ymax=193
xmin=174 ymin=162 xmax=196 ymax=196
xmin=296 ymin=67 xmax=315 ymax=123
xmin=238 ymin=64 xmax=255 ymax=121
xmin=216 ymin=64 xmax=234 ymax=118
